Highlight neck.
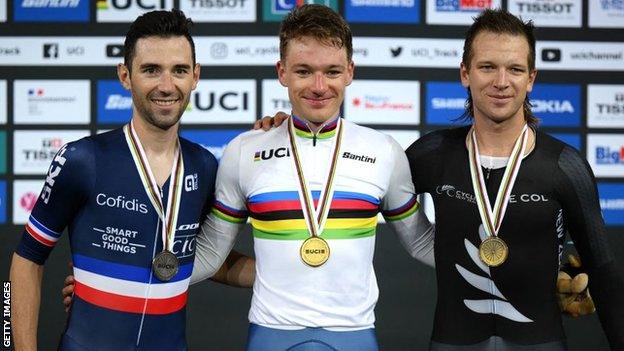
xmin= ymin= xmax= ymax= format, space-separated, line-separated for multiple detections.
xmin=472 ymin=116 xmax=526 ymax=157
xmin=293 ymin=113 xmax=337 ymax=133
xmin=131 ymin=116 xmax=178 ymax=155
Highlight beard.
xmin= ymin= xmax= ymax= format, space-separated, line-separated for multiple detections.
xmin=133 ymin=91 xmax=190 ymax=131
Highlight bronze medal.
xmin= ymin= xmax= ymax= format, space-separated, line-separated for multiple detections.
xmin=300 ymin=237 xmax=330 ymax=267
xmin=478 ymin=236 xmax=508 ymax=267
xmin=152 ymin=250 xmax=179 ymax=281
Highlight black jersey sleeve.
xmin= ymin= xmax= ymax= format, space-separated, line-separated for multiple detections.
xmin=15 ymin=138 xmax=95 ymax=265
xmin=555 ymin=145 xmax=624 ymax=350
xmin=405 ymin=130 xmax=445 ymax=193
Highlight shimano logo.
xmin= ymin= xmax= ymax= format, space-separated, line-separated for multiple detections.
xmin=600 ymin=198 xmax=624 ymax=210
xmin=96 ymin=193 xmax=149 ymax=214
xmin=342 ymin=152 xmax=376 ymax=164
xmin=105 ymin=95 xmax=132 ymax=110
xmin=531 ymin=99 xmax=574 ymax=113
xmin=22 ymin=0 xmax=80 ymax=7
xmin=432 ymin=98 xmax=465 ymax=109
xmin=254 ymin=147 xmax=290 ymax=161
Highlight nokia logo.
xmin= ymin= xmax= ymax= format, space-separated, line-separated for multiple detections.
xmin=531 ymin=99 xmax=574 ymax=114
xmin=342 ymin=152 xmax=376 ymax=164
xmin=254 ymin=147 xmax=290 ymax=161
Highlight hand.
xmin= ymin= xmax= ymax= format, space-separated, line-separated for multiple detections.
xmin=252 ymin=112 xmax=290 ymax=131
xmin=557 ymin=254 xmax=595 ymax=317
xmin=62 ymin=261 xmax=75 ymax=313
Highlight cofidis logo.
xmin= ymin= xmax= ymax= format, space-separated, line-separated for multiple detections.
xmin=14 ymin=0 xmax=89 ymax=22
xmin=345 ymin=0 xmax=419 ymax=24
xmin=598 ymin=183 xmax=624 ymax=226
xmin=529 ymin=83 xmax=580 ymax=127
xmin=425 ymin=81 xmax=469 ymax=126
xmin=98 ymin=80 xmax=132 ymax=124
xmin=180 ymin=129 xmax=245 ymax=161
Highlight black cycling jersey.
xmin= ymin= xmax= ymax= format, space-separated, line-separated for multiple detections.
xmin=406 ymin=126 xmax=624 ymax=350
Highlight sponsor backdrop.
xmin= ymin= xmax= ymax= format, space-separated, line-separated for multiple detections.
xmin=1 ymin=0 xmax=623 ymax=350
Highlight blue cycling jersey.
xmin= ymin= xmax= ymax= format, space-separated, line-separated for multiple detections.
xmin=15 ymin=127 xmax=217 ymax=351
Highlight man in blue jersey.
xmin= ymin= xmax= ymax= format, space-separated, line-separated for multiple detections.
xmin=10 ymin=9 xmax=252 ymax=351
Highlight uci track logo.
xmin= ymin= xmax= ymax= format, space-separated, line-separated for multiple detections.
xmin=254 ymin=147 xmax=290 ymax=162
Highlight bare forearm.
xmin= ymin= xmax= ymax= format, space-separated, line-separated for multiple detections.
xmin=210 ymin=250 xmax=255 ymax=288
xmin=10 ymin=253 xmax=44 ymax=351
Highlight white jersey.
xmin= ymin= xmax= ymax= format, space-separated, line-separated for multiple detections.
xmin=193 ymin=116 xmax=434 ymax=330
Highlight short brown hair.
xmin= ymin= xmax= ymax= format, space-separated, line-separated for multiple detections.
xmin=461 ymin=8 xmax=538 ymax=127
xmin=279 ymin=4 xmax=352 ymax=62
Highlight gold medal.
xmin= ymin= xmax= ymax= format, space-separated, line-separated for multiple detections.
xmin=479 ymin=236 xmax=508 ymax=267
xmin=300 ymin=237 xmax=330 ymax=267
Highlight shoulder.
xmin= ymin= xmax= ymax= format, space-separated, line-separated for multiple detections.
xmin=406 ymin=126 xmax=468 ymax=158
xmin=179 ymin=136 xmax=218 ymax=169
xmin=341 ymin=119 xmax=396 ymax=146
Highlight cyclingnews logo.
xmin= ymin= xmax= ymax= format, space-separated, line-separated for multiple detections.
xmin=14 ymin=0 xmax=89 ymax=22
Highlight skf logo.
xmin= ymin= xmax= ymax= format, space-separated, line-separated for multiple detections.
xmin=41 ymin=144 xmax=68 ymax=204
xmin=254 ymin=147 xmax=290 ymax=161
xmin=97 ymin=0 xmax=167 ymax=9
xmin=596 ymin=146 xmax=624 ymax=165
xmin=342 ymin=152 xmax=376 ymax=164
xmin=184 ymin=174 xmax=198 ymax=192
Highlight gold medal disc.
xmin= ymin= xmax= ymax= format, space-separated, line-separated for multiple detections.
xmin=300 ymin=237 xmax=330 ymax=267
xmin=479 ymin=237 xmax=508 ymax=267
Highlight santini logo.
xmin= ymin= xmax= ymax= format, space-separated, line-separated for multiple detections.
xmin=342 ymin=152 xmax=376 ymax=164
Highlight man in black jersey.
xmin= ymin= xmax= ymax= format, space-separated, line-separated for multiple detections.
xmin=405 ymin=9 xmax=624 ymax=351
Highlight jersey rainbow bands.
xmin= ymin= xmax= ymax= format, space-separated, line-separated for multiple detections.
xmin=210 ymin=115 xmax=421 ymax=329
xmin=15 ymin=128 xmax=217 ymax=351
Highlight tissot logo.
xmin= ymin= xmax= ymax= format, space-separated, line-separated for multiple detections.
xmin=106 ymin=44 xmax=124 ymax=57
xmin=43 ymin=43 xmax=59 ymax=59
xmin=254 ymin=147 xmax=290 ymax=161
xmin=587 ymin=85 xmax=624 ymax=128
xmin=189 ymin=0 xmax=248 ymax=8
xmin=390 ymin=46 xmax=402 ymax=57
xmin=516 ymin=2 xmax=573 ymax=13
xmin=542 ymin=48 xmax=561 ymax=62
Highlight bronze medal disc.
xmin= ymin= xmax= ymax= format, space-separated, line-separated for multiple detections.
xmin=479 ymin=237 xmax=508 ymax=267
xmin=152 ymin=250 xmax=179 ymax=281
xmin=300 ymin=237 xmax=330 ymax=267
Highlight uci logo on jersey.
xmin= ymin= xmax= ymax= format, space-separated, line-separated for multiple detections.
xmin=254 ymin=147 xmax=291 ymax=162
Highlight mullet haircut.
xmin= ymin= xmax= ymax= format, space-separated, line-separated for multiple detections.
xmin=124 ymin=9 xmax=196 ymax=72
xmin=279 ymin=4 xmax=353 ymax=62
xmin=460 ymin=8 xmax=538 ymax=127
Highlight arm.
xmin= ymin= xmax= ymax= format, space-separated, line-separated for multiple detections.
xmin=209 ymin=250 xmax=255 ymax=288
xmin=9 ymin=254 xmax=44 ymax=351
xmin=382 ymin=137 xmax=435 ymax=267
xmin=190 ymin=134 xmax=253 ymax=285
xmin=555 ymin=146 xmax=624 ymax=350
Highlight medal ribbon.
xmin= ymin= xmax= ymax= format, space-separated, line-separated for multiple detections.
xmin=468 ymin=125 xmax=528 ymax=238
xmin=124 ymin=122 xmax=185 ymax=252
xmin=287 ymin=117 xmax=343 ymax=238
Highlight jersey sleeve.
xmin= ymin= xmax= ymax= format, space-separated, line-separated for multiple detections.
xmin=15 ymin=139 xmax=95 ymax=265
xmin=405 ymin=130 xmax=444 ymax=194
xmin=381 ymin=136 xmax=435 ymax=267
xmin=554 ymin=145 xmax=624 ymax=350
xmin=192 ymin=135 xmax=248 ymax=284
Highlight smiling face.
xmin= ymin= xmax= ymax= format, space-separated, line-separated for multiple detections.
xmin=118 ymin=35 xmax=200 ymax=131
xmin=460 ymin=31 xmax=536 ymax=127
xmin=277 ymin=36 xmax=354 ymax=124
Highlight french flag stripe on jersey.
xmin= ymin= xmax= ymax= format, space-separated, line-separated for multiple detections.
xmin=25 ymin=215 xmax=61 ymax=246
xmin=74 ymin=280 xmax=187 ymax=315
xmin=74 ymin=267 xmax=190 ymax=298
xmin=73 ymin=254 xmax=192 ymax=284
